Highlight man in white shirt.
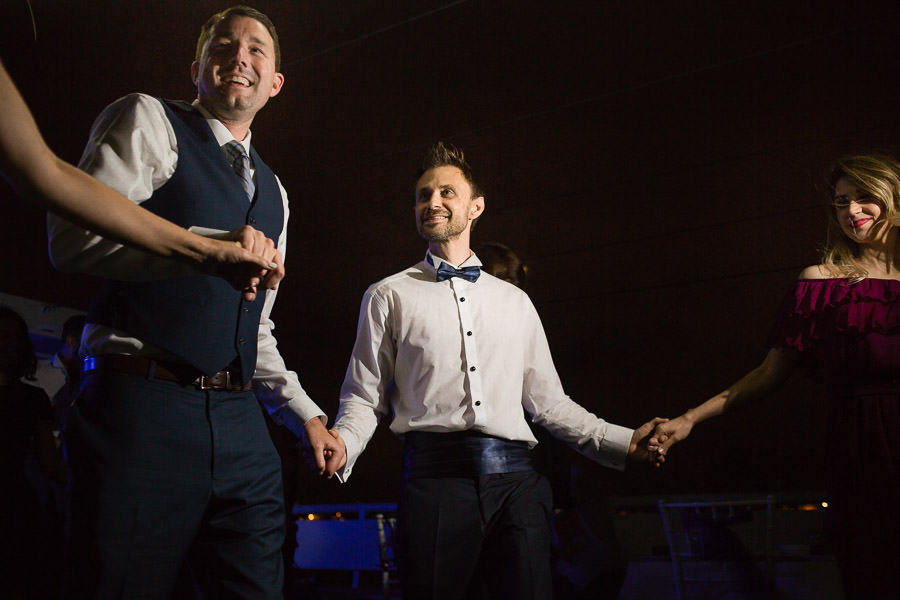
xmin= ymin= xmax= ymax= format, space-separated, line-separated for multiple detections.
xmin=330 ymin=142 xmax=664 ymax=599
xmin=46 ymin=7 xmax=343 ymax=598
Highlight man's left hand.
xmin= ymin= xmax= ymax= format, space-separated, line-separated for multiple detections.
xmin=301 ymin=417 xmax=346 ymax=479
xmin=628 ymin=417 xmax=669 ymax=467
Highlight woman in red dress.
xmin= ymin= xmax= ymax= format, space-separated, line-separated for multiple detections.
xmin=651 ymin=155 xmax=899 ymax=598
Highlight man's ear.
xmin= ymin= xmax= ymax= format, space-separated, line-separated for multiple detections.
xmin=190 ymin=61 xmax=200 ymax=86
xmin=470 ymin=196 xmax=485 ymax=220
xmin=269 ymin=72 xmax=285 ymax=98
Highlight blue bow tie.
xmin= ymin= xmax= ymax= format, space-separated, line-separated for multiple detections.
xmin=435 ymin=261 xmax=481 ymax=283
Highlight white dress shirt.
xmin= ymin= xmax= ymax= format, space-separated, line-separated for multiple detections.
xmin=46 ymin=93 xmax=323 ymax=435
xmin=334 ymin=251 xmax=634 ymax=480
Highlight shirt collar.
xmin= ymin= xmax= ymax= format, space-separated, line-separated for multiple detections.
xmin=424 ymin=249 xmax=483 ymax=271
xmin=192 ymin=99 xmax=253 ymax=153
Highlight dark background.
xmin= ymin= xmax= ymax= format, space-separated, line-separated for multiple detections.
xmin=3 ymin=0 xmax=899 ymax=504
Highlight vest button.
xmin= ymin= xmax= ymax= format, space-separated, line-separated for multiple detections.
xmin=249 ymin=217 xmax=257 ymax=224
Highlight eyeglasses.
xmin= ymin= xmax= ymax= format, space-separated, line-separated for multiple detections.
xmin=831 ymin=193 xmax=876 ymax=209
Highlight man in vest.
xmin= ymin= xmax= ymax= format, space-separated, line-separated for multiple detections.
xmin=330 ymin=142 xmax=664 ymax=599
xmin=47 ymin=6 xmax=342 ymax=598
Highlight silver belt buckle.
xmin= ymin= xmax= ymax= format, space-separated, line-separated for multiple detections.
xmin=197 ymin=371 xmax=231 ymax=390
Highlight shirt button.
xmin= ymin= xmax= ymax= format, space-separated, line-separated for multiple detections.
xmin=459 ymin=297 xmax=466 ymax=302
xmin=466 ymin=331 xmax=472 ymax=336
xmin=474 ymin=401 xmax=481 ymax=406
xmin=469 ymin=366 xmax=476 ymax=372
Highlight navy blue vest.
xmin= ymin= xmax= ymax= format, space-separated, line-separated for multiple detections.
xmin=87 ymin=100 xmax=284 ymax=382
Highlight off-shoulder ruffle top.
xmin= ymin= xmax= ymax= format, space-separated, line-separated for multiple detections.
xmin=767 ymin=278 xmax=899 ymax=389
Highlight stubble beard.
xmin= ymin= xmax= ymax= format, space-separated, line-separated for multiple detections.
xmin=211 ymin=92 xmax=256 ymax=120
xmin=418 ymin=212 xmax=467 ymax=243
xmin=202 ymin=77 xmax=262 ymax=122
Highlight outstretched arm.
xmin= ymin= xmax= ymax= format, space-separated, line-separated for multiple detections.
xmin=0 ymin=60 xmax=282 ymax=298
xmin=650 ymin=347 xmax=801 ymax=457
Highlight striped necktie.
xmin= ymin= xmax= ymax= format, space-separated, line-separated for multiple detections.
xmin=225 ymin=140 xmax=255 ymax=201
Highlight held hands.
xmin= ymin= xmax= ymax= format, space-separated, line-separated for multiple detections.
xmin=301 ymin=418 xmax=347 ymax=479
xmin=326 ymin=429 xmax=348 ymax=475
xmin=202 ymin=225 xmax=286 ymax=302
xmin=646 ymin=412 xmax=695 ymax=462
xmin=628 ymin=417 xmax=669 ymax=467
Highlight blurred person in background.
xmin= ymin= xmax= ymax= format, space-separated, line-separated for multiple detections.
xmin=0 ymin=307 xmax=66 ymax=598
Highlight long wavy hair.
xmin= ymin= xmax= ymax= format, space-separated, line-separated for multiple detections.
xmin=821 ymin=154 xmax=900 ymax=280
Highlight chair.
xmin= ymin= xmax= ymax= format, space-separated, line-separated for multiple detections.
xmin=658 ymin=495 xmax=776 ymax=600
xmin=293 ymin=503 xmax=397 ymax=598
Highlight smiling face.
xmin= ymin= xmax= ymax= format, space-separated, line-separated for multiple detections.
xmin=190 ymin=15 xmax=284 ymax=129
xmin=833 ymin=176 xmax=885 ymax=244
xmin=414 ymin=166 xmax=484 ymax=244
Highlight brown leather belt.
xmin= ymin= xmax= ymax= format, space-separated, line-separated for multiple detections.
xmin=82 ymin=354 xmax=252 ymax=392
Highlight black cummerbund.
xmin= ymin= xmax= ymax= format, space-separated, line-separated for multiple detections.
xmin=402 ymin=430 xmax=534 ymax=479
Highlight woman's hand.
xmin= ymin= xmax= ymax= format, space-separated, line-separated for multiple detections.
xmin=648 ymin=412 xmax=696 ymax=459
xmin=629 ymin=417 xmax=669 ymax=466
xmin=200 ymin=225 xmax=286 ymax=301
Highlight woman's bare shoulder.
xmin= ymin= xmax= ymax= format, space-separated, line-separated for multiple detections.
xmin=797 ymin=264 xmax=832 ymax=280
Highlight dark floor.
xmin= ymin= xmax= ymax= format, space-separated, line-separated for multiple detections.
xmin=285 ymin=559 xmax=846 ymax=600
xmin=287 ymin=569 xmax=401 ymax=600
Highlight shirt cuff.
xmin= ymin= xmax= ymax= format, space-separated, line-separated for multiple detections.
xmin=188 ymin=226 xmax=228 ymax=238
xmin=332 ymin=427 xmax=362 ymax=483
xmin=599 ymin=423 xmax=634 ymax=471
xmin=272 ymin=401 xmax=326 ymax=439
